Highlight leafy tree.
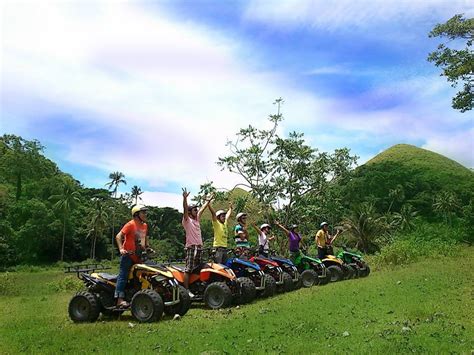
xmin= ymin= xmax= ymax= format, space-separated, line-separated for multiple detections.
xmin=0 ymin=135 xmax=56 ymax=200
xmin=130 ymin=185 xmax=143 ymax=205
xmin=428 ymin=14 xmax=474 ymax=112
xmin=50 ymin=182 xmax=81 ymax=261
xmin=105 ymin=171 xmax=127 ymax=259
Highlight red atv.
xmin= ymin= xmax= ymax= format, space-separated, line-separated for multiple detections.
xmin=248 ymin=249 xmax=293 ymax=293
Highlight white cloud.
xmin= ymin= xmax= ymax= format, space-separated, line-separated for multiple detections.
xmin=422 ymin=129 xmax=474 ymax=168
xmin=244 ymin=0 xmax=474 ymax=33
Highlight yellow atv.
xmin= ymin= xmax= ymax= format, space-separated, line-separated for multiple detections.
xmin=67 ymin=260 xmax=190 ymax=323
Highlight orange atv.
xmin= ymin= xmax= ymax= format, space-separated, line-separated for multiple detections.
xmin=166 ymin=261 xmax=255 ymax=309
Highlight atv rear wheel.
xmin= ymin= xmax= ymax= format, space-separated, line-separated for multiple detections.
xmin=259 ymin=274 xmax=277 ymax=298
xmin=204 ymin=282 xmax=232 ymax=309
xmin=234 ymin=277 xmax=256 ymax=305
xmin=164 ymin=285 xmax=191 ymax=316
xmin=68 ymin=291 xmax=100 ymax=322
xmin=131 ymin=289 xmax=164 ymax=322
xmin=344 ymin=265 xmax=356 ymax=280
xmin=327 ymin=265 xmax=344 ymax=282
xmin=300 ymin=269 xmax=318 ymax=288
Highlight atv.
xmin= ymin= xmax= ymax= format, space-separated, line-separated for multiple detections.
xmin=291 ymin=250 xmax=330 ymax=287
xmin=268 ymin=251 xmax=300 ymax=290
xmin=225 ymin=248 xmax=276 ymax=298
xmin=248 ymin=249 xmax=293 ymax=293
xmin=66 ymin=257 xmax=190 ymax=323
xmin=331 ymin=245 xmax=370 ymax=277
xmin=166 ymin=256 xmax=255 ymax=309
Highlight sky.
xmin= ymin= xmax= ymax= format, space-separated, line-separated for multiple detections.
xmin=1 ymin=0 xmax=473 ymax=210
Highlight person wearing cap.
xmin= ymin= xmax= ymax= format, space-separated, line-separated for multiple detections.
xmin=275 ymin=221 xmax=302 ymax=260
xmin=315 ymin=221 xmax=340 ymax=259
xmin=182 ymin=188 xmax=211 ymax=296
xmin=208 ymin=199 xmax=233 ymax=264
xmin=251 ymin=222 xmax=275 ymax=257
xmin=234 ymin=212 xmax=250 ymax=249
xmin=114 ymin=204 xmax=149 ymax=307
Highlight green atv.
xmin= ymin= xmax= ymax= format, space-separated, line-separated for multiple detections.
xmin=290 ymin=250 xmax=330 ymax=287
xmin=333 ymin=246 xmax=370 ymax=277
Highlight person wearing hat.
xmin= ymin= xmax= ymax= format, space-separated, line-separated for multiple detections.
xmin=251 ymin=222 xmax=275 ymax=257
xmin=114 ymin=204 xmax=149 ymax=308
xmin=275 ymin=221 xmax=302 ymax=261
xmin=208 ymin=199 xmax=233 ymax=264
xmin=234 ymin=212 xmax=250 ymax=249
xmin=315 ymin=222 xmax=340 ymax=259
xmin=182 ymin=188 xmax=211 ymax=296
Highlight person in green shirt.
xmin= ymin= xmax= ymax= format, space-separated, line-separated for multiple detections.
xmin=208 ymin=200 xmax=233 ymax=264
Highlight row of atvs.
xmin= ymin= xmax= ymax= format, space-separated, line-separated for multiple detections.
xmin=67 ymin=246 xmax=370 ymax=323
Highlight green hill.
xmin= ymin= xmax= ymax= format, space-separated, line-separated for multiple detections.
xmin=344 ymin=144 xmax=474 ymax=215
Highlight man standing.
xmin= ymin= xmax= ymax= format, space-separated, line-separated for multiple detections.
xmin=208 ymin=200 xmax=233 ymax=264
xmin=182 ymin=188 xmax=210 ymax=297
xmin=114 ymin=205 xmax=149 ymax=307
xmin=315 ymin=221 xmax=340 ymax=259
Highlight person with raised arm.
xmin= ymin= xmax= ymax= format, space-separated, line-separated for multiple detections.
xmin=251 ymin=222 xmax=275 ymax=257
xmin=208 ymin=199 xmax=233 ymax=264
xmin=181 ymin=188 xmax=211 ymax=297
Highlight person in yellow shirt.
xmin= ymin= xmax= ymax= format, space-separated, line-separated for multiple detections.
xmin=208 ymin=199 xmax=233 ymax=264
xmin=315 ymin=222 xmax=339 ymax=259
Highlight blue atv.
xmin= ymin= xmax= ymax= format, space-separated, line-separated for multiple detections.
xmin=225 ymin=250 xmax=276 ymax=298
xmin=269 ymin=252 xmax=300 ymax=290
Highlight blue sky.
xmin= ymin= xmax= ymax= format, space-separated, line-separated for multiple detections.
xmin=1 ymin=0 xmax=473 ymax=209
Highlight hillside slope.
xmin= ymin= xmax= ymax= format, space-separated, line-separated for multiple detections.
xmin=344 ymin=144 xmax=474 ymax=214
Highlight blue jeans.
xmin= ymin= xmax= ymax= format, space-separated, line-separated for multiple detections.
xmin=115 ymin=255 xmax=133 ymax=298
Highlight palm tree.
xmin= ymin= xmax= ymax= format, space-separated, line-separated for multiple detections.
xmin=387 ymin=184 xmax=405 ymax=213
xmin=393 ymin=204 xmax=418 ymax=231
xmin=50 ymin=183 xmax=81 ymax=261
xmin=131 ymin=185 xmax=143 ymax=205
xmin=342 ymin=202 xmax=386 ymax=253
xmin=105 ymin=171 xmax=126 ymax=259
xmin=87 ymin=199 xmax=109 ymax=260
xmin=433 ymin=191 xmax=460 ymax=225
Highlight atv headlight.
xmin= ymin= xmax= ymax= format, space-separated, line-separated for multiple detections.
xmin=225 ymin=268 xmax=235 ymax=277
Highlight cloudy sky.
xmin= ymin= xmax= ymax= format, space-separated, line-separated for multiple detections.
xmin=1 ymin=0 xmax=473 ymax=209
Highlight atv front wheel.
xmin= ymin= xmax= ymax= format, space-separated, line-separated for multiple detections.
xmin=300 ymin=269 xmax=318 ymax=288
xmin=279 ymin=272 xmax=293 ymax=293
xmin=327 ymin=265 xmax=344 ymax=282
xmin=131 ymin=289 xmax=164 ymax=322
xmin=68 ymin=291 xmax=100 ymax=322
xmin=259 ymin=274 xmax=276 ymax=298
xmin=234 ymin=277 xmax=256 ymax=305
xmin=204 ymin=282 xmax=232 ymax=309
xmin=164 ymin=285 xmax=191 ymax=316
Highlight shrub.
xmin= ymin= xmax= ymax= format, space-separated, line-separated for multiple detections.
xmin=47 ymin=275 xmax=83 ymax=292
xmin=0 ymin=272 xmax=19 ymax=296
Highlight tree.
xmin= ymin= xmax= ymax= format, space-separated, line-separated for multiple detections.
xmin=433 ymin=191 xmax=460 ymax=225
xmin=218 ymin=100 xmax=357 ymax=227
xmin=50 ymin=182 xmax=81 ymax=261
xmin=86 ymin=199 xmax=109 ymax=260
xmin=105 ymin=171 xmax=126 ymax=259
xmin=131 ymin=185 xmax=143 ymax=205
xmin=428 ymin=14 xmax=474 ymax=112
xmin=387 ymin=184 xmax=405 ymax=213
xmin=342 ymin=202 xmax=386 ymax=253
xmin=0 ymin=135 xmax=54 ymax=200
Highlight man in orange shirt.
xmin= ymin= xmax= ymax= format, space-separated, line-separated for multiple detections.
xmin=114 ymin=205 xmax=149 ymax=307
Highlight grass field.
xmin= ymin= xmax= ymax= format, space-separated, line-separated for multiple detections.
xmin=1 ymin=249 xmax=473 ymax=354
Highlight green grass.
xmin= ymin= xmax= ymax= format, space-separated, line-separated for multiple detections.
xmin=1 ymin=250 xmax=473 ymax=354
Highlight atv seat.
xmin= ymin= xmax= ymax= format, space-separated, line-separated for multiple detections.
xmin=97 ymin=273 xmax=118 ymax=282
xmin=170 ymin=264 xmax=204 ymax=274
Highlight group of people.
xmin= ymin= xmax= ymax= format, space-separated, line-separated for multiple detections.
xmin=113 ymin=189 xmax=340 ymax=306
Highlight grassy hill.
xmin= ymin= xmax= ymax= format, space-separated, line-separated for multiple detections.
xmin=345 ymin=144 xmax=474 ymax=215
xmin=1 ymin=249 xmax=472 ymax=353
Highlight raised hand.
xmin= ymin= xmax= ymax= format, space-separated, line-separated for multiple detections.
xmin=182 ymin=187 xmax=190 ymax=199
